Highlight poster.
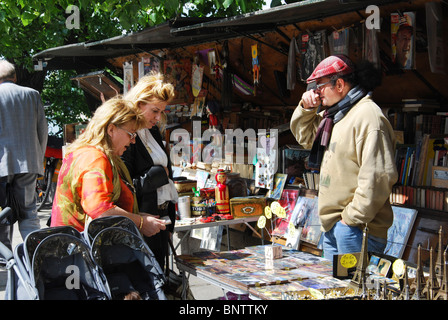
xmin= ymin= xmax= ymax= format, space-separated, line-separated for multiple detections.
xmin=363 ymin=26 xmax=381 ymax=70
xmin=272 ymin=189 xmax=299 ymax=237
xmin=138 ymin=56 xmax=160 ymax=79
xmin=391 ymin=12 xmax=416 ymax=70
xmin=164 ymin=59 xmax=193 ymax=103
xmin=426 ymin=2 xmax=445 ymax=74
xmin=301 ymin=30 xmax=326 ymax=81
xmin=123 ymin=61 xmax=133 ymax=95
xmin=255 ymin=147 xmax=275 ymax=190
xmin=328 ymin=29 xmax=349 ymax=56
xmin=192 ymin=64 xmax=204 ymax=97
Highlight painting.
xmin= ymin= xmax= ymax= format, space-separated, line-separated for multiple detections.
xmin=384 ymin=206 xmax=418 ymax=258
xmin=266 ymin=173 xmax=287 ymax=200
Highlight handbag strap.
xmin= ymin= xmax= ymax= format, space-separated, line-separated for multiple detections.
xmin=165 ymin=236 xmax=178 ymax=277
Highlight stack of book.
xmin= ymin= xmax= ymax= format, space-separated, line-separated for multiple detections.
xmin=390 ymin=185 xmax=447 ymax=211
xmin=392 ymin=133 xmax=448 ymax=211
xmin=302 ymin=172 xmax=320 ymax=191
xmin=402 ymin=99 xmax=440 ymax=112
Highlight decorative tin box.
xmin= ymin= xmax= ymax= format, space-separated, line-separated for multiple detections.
xmin=174 ymin=179 xmax=197 ymax=193
xmin=230 ymin=196 xmax=266 ymax=218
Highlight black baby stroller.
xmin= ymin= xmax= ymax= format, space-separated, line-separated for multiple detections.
xmin=0 ymin=207 xmax=110 ymax=300
xmin=84 ymin=216 xmax=167 ymax=300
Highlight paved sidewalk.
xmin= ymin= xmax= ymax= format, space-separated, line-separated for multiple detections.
xmin=0 ymin=206 xmax=224 ymax=300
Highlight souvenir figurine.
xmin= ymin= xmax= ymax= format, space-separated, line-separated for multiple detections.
xmin=215 ymin=169 xmax=230 ymax=214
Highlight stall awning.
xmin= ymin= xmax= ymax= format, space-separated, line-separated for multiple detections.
xmin=33 ymin=0 xmax=406 ymax=71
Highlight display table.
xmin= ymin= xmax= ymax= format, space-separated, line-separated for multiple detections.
xmin=173 ymin=216 xmax=264 ymax=251
xmin=175 ymin=245 xmax=354 ymax=300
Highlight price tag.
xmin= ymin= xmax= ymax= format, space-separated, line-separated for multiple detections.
xmin=270 ymin=201 xmax=281 ymax=212
xmin=264 ymin=206 xmax=272 ymax=219
xmin=257 ymin=215 xmax=266 ymax=229
xmin=340 ymin=253 xmax=357 ymax=268
xmin=275 ymin=206 xmax=286 ymax=218
xmin=392 ymin=259 xmax=405 ymax=278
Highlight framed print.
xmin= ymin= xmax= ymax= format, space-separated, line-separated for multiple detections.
xmin=391 ymin=12 xmax=416 ymax=70
xmin=208 ymin=49 xmax=217 ymax=74
xmin=384 ymin=206 xmax=418 ymax=258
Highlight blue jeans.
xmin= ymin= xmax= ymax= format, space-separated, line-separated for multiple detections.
xmin=322 ymin=221 xmax=386 ymax=261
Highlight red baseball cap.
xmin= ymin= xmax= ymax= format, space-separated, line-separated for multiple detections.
xmin=306 ymin=54 xmax=355 ymax=83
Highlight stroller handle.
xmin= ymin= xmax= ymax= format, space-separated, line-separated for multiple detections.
xmin=0 ymin=207 xmax=14 ymax=261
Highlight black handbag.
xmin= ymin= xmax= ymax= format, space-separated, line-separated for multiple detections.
xmin=0 ymin=179 xmax=19 ymax=226
xmin=163 ymin=237 xmax=195 ymax=300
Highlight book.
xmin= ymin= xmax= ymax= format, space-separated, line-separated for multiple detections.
xmin=415 ymin=134 xmax=430 ymax=186
xmin=402 ymin=99 xmax=440 ymax=110
xmin=266 ymin=173 xmax=288 ymax=200
xmin=390 ymin=185 xmax=448 ymax=211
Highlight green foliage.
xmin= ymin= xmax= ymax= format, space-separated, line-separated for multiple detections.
xmin=41 ymin=70 xmax=92 ymax=137
xmin=183 ymin=0 xmax=265 ymax=17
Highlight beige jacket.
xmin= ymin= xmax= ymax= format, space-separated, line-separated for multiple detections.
xmin=290 ymin=95 xmax=398 ymax=239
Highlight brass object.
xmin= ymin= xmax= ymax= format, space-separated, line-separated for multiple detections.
xmin=348 ymin=225 xmax=369 ymax=296
xmin=435 ymin=226 xmax=444 ymax=284
xmin=422 ymin=248 xmax=440 ymax=299
xmin=434 ymin=249 xmax=448 ymax=300
xmin=411 ymin=245 xmax=427 ymax=300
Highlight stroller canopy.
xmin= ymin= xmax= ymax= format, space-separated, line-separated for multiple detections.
xmin=89 ymin=217 xmax=166 ymax=300
xmin=25 ymin=227 xmax=109 ymax=300
xmin=84 ymin=215 xmax=140 ymax=246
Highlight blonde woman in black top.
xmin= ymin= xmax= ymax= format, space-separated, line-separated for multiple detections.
xmin=122 ymin=72 xmax=177 ymax=271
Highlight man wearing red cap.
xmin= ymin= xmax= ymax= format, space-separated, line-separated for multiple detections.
xmin=290 ymin=55 xmax=398 ymax=261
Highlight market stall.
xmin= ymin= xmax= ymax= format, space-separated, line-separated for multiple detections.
xmin=33 ymin=0 xmax=448 ymax=300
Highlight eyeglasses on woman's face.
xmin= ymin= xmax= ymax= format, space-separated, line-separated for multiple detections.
xmin=118 ymin=127 xmax=137 ymax=140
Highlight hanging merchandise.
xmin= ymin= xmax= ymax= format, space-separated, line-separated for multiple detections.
xmin=328 ymin=28 xmax=349 ymax=56
xmin=254 ymin=133 xmax=277 ymax=190
xmin=287 ymin=36 xmax=299 ymax=90
xmin=391 ymin=12 xmax=416 ymax=70
xmin=221 ymin=41 xmax=232 ymax=112
xmin=299 ymin=33 xmax=310 ymax=81
xmin=426 ymin=2 xmax=445 ymax=74
xmin=123 ymin=61 xmax=133 ymax=95
xmin=254 ymin=148 xmax=275 ymax=190
xmin=299 ymin=33 xmax=309 ymax=55
xmin=206 ymin=100 xmax=220 ymax=129
xmin=207 ymin=48 xmax=222 ymax=81
xmin=232 ymin=74 xmax=255 ymax=96
xmin=191 ymin=89 xmax=206 ymax=118
xmin=302 ymin=30 xmax=326 ymax=81
xmin=251 ymin=44 xmax=260 ymax=89
xmin=138 ymin=56 xmax=160 ymax=80
xmin=192 ymin=62 xmax=204 ymax=97
xmin=363 ymin=25 xmax=381 ymax=70
xmin=164 ymin=59 xmax=194 ymax=103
